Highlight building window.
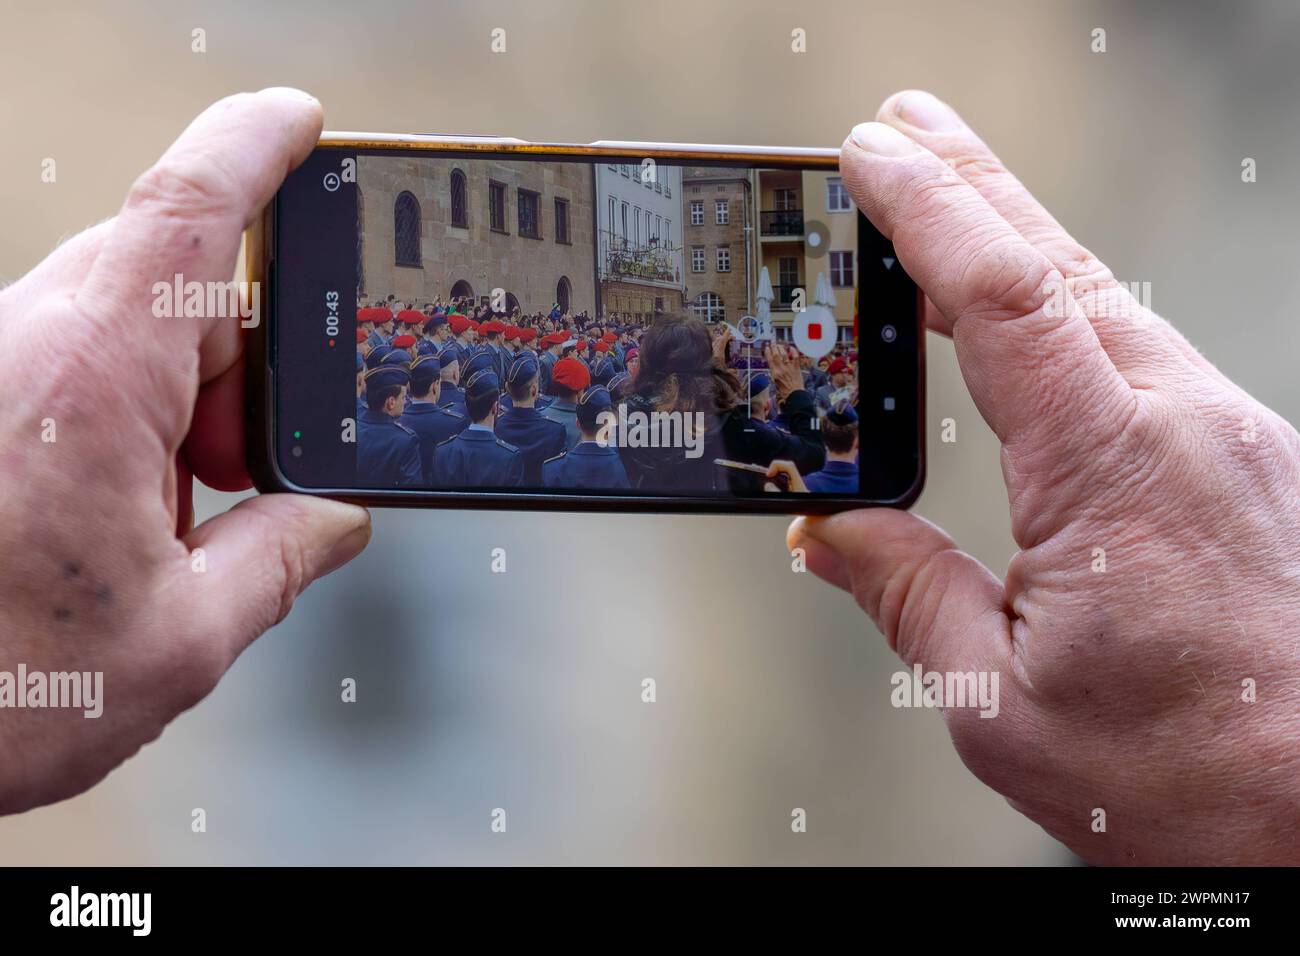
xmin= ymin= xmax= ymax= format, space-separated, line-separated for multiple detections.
xmin=488 ymin=180 xmax=507 ymax=233
xmin=645 ymin=210 xmax=652 ymax=245
xmin=394 ymin=191 xmax=421 ymax=267
xmin=778 ymin=256 xmax=799 ymax=288
xmin=556 ymin=276 xmax=572 ymax=313
xmin=691 ymin=292 xmax=724 ymax=323
xmin=655 ymin=297 xmax=664 ymax=312
xmin=826 ymin=177 xmax=852 ymax=212
xmin=715 ymin=200 xmax=729 ymax=224
xmin=450 ymin=169 xmax=468 ymax=228
xmin=634 ymin=206 xmax=641 ymax=246
xmin=518 ymin=189 xmax=541 ymax=239
xmin=621 ymin=164 xmax=630 ymax=177
xmin=620 ymin=202 xmax=628 ymax=244
xmin=664 ymin=220 xmax=671 ymax=249
xmin=774 ymin=187 xmax=798 ymax=211
xmin=655 ymin=215 xmax=662 ymax=243
xmin=690 ymin=201 xmax=704 ymax=225
xmin=716 ymin=247 xmax=731 ymax=273
xmin=654 ymin=178 xmax=662 ymax=194
xmin=608 ymin=163 xmax=618 ymax=171
xmin=691 ymin=247 xmax=705 ymax=272
xmin=830 ymin=250 xmax=854 ymax=286
xmin=665 ymin=183 xmax=671 ymax=198
xmin=555 ymin=198 xmax=570 ymax=244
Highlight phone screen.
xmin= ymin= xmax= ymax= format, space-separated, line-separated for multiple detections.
xmin=267 ymin=146 xmax=922 ymax=509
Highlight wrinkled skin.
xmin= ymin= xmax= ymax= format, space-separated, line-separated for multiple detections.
xmin=790 ymin=90 xmax=1300 ymax=865
xmin=0 ymin=90 xmax=370 ymax=814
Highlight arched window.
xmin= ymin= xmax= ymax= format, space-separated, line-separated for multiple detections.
xmin=504 ymin=292 xmax=520 ymax=316
xmin=450 ymin=169 xmax=468 ymax=228
xmin=449 ymin=279 xmax=475 ymax=303
xmin=556 ymin=276 xmax=572 ymax=314
xmin=394 ymin=191 xmax=421 ymax=267
xmin=691 ymin=292 xmax=725 ymax=324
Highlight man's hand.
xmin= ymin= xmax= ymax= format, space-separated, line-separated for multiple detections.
xmin=766 ymin=343 xmax=804 ymax=403
xmin=789 ymin=90 xmax=1300 ymax=865
xmin=0 ymin=89 xmax=370 ymax=815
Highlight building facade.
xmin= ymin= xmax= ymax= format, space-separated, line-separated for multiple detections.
xmin=680 ymin=166 xmax=756 ymax=326
xmin=752 ymin=169 xmax=857 ymax=341
xmin=594 ymin=162 xmax=684 ymax=324
xmin=357 ymin=155 xmax=596 ymax=317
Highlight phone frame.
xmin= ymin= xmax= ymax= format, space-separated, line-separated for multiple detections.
xmin=245 ymin=133 xmax=926 ymax=514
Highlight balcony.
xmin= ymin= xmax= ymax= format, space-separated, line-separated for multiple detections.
xmin=771 ymin=284 xmax=802 ymax=309
xmin=760 ymin=210 xmax=804 ymax=237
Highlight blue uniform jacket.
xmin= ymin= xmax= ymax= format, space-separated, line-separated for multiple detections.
xmin=495 ymin=406 xmax=567 ymax=485
xmin=357 ymin=409 xmax=422 ymax=486
xmin=804 ymin=459 xmax=859 ymax=494
xmin=399 ymin=401 xmax=467 ymax=481
xmin=542 ymin=441 xmax=631 ymax=490
xmin=433 ymin=425 xmax=524 ymax=487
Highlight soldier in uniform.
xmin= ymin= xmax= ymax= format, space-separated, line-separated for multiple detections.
xmin=721 ymin=347 xmax=826 ymax=489
xmin=432 ymin=368 xmax=524 ymax=487
xmin=357 ymin=364 xmax=422 ymax=486
xmin=398 ymin=353 xmax=467 ymax=481
xmin=540 ymin=356 xmax=589 ymax=450
xmin=436 ymin=350 xmax=465 ymax=418
xmin=814 ymin=357 xmax=853 ymax=412
xmin=542 ymin=385 xmax=630 ymax=489
xmin=804 ymin=400 xmax=860 ymax=494
xmin=424 ymin=312 xmax=451 ymax=354
xmin=538 ymin=332 xmax=564 ymax=395
xmin=495 ymin=353 xmax=567 ymax=485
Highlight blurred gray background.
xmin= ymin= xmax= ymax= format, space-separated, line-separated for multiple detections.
xmin=2 ymin=0 xmax=1298 ymax=864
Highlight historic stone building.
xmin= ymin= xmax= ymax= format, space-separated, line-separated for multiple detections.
xmin=357 ymin=155 xmax=597 ymax=316
xmin=594 ymin=162 xmax=685 ymax=324
xmin=680 ymin=166 xmax=755 ymax=326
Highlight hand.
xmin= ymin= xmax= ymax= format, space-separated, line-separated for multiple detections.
xmin=711 ymin=324 xmax=732 ymax=367
xmin=765 ymin=342 xmax=804 ymax=402
xmin=0 ymin=89 xmax=371 ymax=815
xmin=789 ymin=90 xmax=1300 ymax=865
xmin=765 ymin=459 xmax=808 ymax=493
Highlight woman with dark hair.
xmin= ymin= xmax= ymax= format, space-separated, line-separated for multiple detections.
xmin=617 ymin=314 xmax=739 ymax=492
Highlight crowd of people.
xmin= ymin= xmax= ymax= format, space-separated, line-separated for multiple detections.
xmin=354 ymin=293 xmax=862 ymax=495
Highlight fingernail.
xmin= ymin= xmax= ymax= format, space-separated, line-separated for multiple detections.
xmin=895 ymin=91 xmax=962 ymax=132
xmin=258 ymin=86 xmax=321 ymax=107
xmin=320 ymin=522 xmax=371 ymax=577
xmin=849 ymin=122 xmax=920 ymax=157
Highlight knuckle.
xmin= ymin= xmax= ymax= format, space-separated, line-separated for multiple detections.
xmin=123 ymin=151 xmax=239 ymax=222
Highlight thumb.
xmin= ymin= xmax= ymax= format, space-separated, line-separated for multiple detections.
xmin=180 ymin=494 xmax=370 ymax=671
xmin=788 ymin=509 xmax=1010 ymax=672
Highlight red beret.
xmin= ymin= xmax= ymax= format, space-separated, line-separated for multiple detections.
xmin=595 ymin=341 xmax=609 ymax=352
xmin=551 ymin=357 xmax=591 ymax=392
xmin=358 ymin=307 xmax=388 ymax=324
xmin=469 ymin=320 xmax=482 ymax=332
xmin=396 ymin=309 xmax=424 ymax=325
xmin=827 ymin=358 xmax=850 ymax=374
xmin=449 ymin=315 xmax=471 ymax=334
xmin=392 ymin=334 xmax=417 ymax=348
xmin=602 ymin=332 xmax=617 ymax=342
xmin=356 ymin=328 xmax=368 ymax=344
xmin=520 ymin=328 xmax=537 ymax=343
xmin=504 ymin=326 xmax=521 ymax=341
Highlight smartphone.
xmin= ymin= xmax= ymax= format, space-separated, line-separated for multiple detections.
xmin=246 ymin=134 xmax=924 ymax=514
